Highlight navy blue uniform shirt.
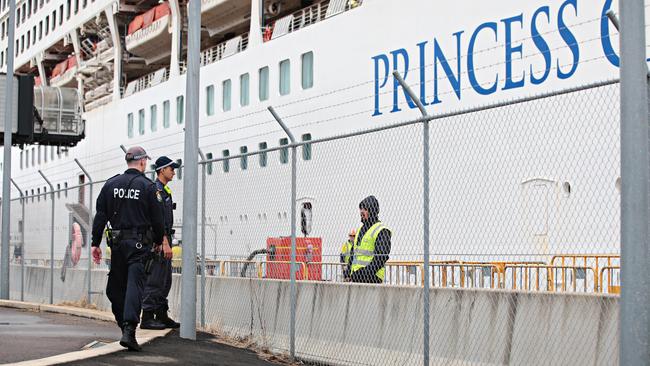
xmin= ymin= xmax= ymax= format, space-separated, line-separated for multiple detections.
xmin=91 ymin=168 xmax=165 ymax=247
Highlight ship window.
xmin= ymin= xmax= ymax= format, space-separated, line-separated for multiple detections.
xmin=176 ymin=95 xmax=184 ymax=124
xmin=222 ymin=150 xmax=230 ymax=173
xmin=150 ymin=105 xmax=157 ymax=132
xmin=259 ymin=142 xmax=268 ymax=167
xmin=20 ymin=35 xmax=24 ymax=53
xmin=280 ymin=59 xmax=290 ymax=95
xmin=20 ymin=151 xmax=23 ymax=169
xmin=28 ymin=0 xmax=31 ymax=15
xmin=50 ymin=146 xmax=54 ymax=160
xmin=66 ymin=0 xmax=70 ymax=19
xmin=59 ymin=5 xmax=63 ymax=25
xmin=176 ymin=159 xmax=183 ymax=179
xmin=37 ymin=188 xmax=40 ymax=202
xmin=37 ymin=146 xmax=41 ymax=164
xmin=82 ymin=0 xmax=87 ymax=9
xmin=222 ymin=79 xmax=231 ymax=111
xmin=31 ymin=148 xmax=35 ymax=166
xmin=1 ymin=22 xmax=4 ymax=40
xmin=206 ymin=84 xmax=214 ymax=116
xmin=259 ymin=67 xmax=269 ymax=101
xmin=44 ymin=146 xmax=47 ymax=162
xmin=302 ymin=52 xmax=314 ymax=89
xmin=163 ymin=100 xmax=170 ymax=128
xmin=32 ymin=26 xmax=36 ymax=43
xmin=51 ymin=11 xmax=55 ymax=31
xmin=302 ymin=133 xmax=312 ymax=160
xmin=240 ymin=146 xmax=248 ymax=170
xmin=279 ymin=138 xmax=289 ymax=164
xmin=127 ymin=113 xmax=134 ymax=138
xmin=206 ymin=152 xmax=213 ymax=175
xmin=74 ymin=0 xmax=78 ymax=13
xmin=240 ymin=73 xmax=249 ymax=107
xmin=149 ymin=164 xmax=155 ymax=180
xmin=25 ymin=149 xmax=29 ymax=167
xmin=38 ymin=22 xmax=42 ymax=39
xmin=64 ymin=182 xmax=68 ymax=197
xmin=27 ymin=31 xmax=30 ymax=48
xmin=45 ymin=16 xmax=49 ymax=35
xmin=21 ymin=3 xmax=25 ymax=22
xmin=16 ymin=8 xmax=20 ymax=26
xmin=56 ymin=184 xmax=60 ymax=198
xmin=138 ymin=109 xmax=145 ymax=135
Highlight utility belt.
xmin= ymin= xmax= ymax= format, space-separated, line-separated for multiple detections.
xmin=106 ymin=228 xmax=153 ymax=248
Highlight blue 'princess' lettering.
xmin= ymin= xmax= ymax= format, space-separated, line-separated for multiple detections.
xmin=371 ymin=0 xmax=622 ymax=117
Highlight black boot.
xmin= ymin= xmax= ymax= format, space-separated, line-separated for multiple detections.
xmin=140 ymin=310 xmax=166 ymax=330
xmin=156 ymin=309 xmax=180 ymax=329
xmin=120 ymin=322 xmax=142 ymax=351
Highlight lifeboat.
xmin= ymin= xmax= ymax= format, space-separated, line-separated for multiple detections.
xmin=50 ymin=56 xmax=78 ymax=87
xmin=125 ymin=2 xmax=172 ymax=64
xmin=201 ymin=0 xmax=250 ymax=37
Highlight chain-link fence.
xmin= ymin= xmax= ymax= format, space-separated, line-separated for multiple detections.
xmin=4 ymin=79 xmax=622 ymax=365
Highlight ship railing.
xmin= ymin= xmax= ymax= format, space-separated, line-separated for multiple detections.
xmin=200 ymin=32 xmax=249 ymax=67
xmin=267 ymin=0 xmax=362 ymax=41
xmin=123 ymin=67 xmax=170 ymax=97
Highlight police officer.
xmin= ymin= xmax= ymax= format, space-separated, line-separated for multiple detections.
xmin=91 ymin=146 xmax=164 ymax=351
xmin=141 ymin=156 xmax=180 ymax=330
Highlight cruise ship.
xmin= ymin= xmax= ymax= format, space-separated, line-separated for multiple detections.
xmin=0 ymin=0 xmax=636 ymax=268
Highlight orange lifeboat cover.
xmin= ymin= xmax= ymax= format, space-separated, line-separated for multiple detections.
xmin=128 ymin=15 xmax=144 ymax=35
xmin=154 ymin=2 xmax=170 ymax=20
xmin=142 ymin=8 xmax=156 ymax=28
xmin=51 ymin=60 xmax=68 ymax=78
xmin=67 ymin=56 xmax=77 ymax=69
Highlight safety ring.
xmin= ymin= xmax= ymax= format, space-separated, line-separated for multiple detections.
xmin=135 ymin=242 xmax=143 ymax=249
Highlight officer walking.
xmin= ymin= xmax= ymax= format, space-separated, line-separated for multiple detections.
xmin=91 ymin=146 xmax=164 ymax=351
xmin=350 ymin=195 xmax=392 ymax=284
xmin=141 ymin=156 xmax=180 ymax=330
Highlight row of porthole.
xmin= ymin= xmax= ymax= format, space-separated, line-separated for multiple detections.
xmin=210 ymin=212 xmax=290 ymax=224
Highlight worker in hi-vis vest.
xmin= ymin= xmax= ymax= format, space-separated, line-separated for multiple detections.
xmin=350 ymin=196 xmax=392 ymax=283
xmin=340 ymin=229 xmax=356 ymax=281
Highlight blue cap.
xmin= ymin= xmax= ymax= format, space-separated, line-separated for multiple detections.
xmin=154 ymin=156 xmax=180 ymax=171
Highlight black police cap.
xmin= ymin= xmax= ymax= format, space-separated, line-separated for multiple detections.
xmin=155 ymin=156 xmax=180 ymax=171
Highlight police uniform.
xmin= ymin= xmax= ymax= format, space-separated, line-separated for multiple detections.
xmin=142 ymin=158 xmax=179 ymax=328
xmin=91 ymin=147 xmax=164 ymax=350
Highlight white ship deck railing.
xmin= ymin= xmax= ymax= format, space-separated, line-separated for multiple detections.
xmin=268 ymin=0 xmax=362 ymax=41
xmin=123 ymin=67 xmax=170 ymax=97
xmin=200 ymin=33 xmax=249 ymax=67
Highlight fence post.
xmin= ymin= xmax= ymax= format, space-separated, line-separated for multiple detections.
xmin=38 ymin=170 xmax=55 ymax=304
xmin=10 ymin=179 xmax=24 ymax=302
xmin=268 ymin=106 xmax=297 ymax=360
xmin=0 ymin=0 xmax=16 ymax=301
xmin=618 ymin=1 xmax=650 ymax=364
xmin=198 ymin=148 xmax=206 ymax=329
xmin=180 ymin=0 xmax=200 ymax=340
xmin=74 ymin=159 xmax=94 ymax=303
xmin=393 ymin=71 xmax=431 ymax=366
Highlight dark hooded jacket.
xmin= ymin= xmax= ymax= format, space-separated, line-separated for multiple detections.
xmin=350 ymin=195 xmax=391 ymax=283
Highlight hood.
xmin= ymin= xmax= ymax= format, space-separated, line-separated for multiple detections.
xmin=359 ymin=195 xmax=379 ymax=223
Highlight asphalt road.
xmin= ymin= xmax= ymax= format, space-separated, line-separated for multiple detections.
xmin=0 ymin=307 xmax=121 ymax=364
xmin=66 ymin=331 xmax=282 ymax=365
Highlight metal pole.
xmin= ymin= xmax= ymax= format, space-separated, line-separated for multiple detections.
xmin=268 ymin=106 xmax=297 ymax=360
xmin=74 ymin=159 xmax=93 ymax=303
xmin=119 ymin=145 xmax=127 ymax=153
xmin=619 ymin=1 xmax=650 ymax=364
xmin=38 ymin=170 xmax=55 ymax=304
xmin=198 ymin=148 xmax=206 ymax=329
xmin=393 ymin=71 xmax=430 ymax=366
xmin=0 ymin=0 xmax=16 ymax=300
xmin=180 ymin=0 xmax=200 ymax=340
xmin=10 ymin=179 xmax=23 ymax=301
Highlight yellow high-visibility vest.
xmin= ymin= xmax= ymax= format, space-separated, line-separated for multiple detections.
xmin=172 ymin=246 xmax=182 ymax=268
xmin=350 ymin=222 xmax=390 ymax=281
xmin=340 ymin=240 xmax=352 ymax=264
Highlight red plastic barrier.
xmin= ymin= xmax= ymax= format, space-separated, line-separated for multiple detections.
xmin=266 ymin=237 xmax=322 ymax=281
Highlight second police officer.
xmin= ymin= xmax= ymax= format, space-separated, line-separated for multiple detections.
xmin=141 ymin=156 xmax=180 ymax=330
xmin=91 ymin=146 xmax=165 ymax=351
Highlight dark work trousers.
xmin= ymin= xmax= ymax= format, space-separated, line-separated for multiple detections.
xmin=142 ymin=257 xmax=172 ymax=312
xmin=106 ymin=239 xmax=150 ymax=326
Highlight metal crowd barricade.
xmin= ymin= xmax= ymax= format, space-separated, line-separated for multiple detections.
xmin=550 ymin=254 xmax=620 ymax=291
xmin=383 ymin=261 xmax=426 ymax=286
xmin=429 ymin=263 xmax=500 ymax=289
xmin=503 ymin=265 xmax=596 ymax=292
xmin=599 ymin=266 xmax=621 ymax=294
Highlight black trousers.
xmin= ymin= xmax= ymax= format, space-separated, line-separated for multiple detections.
xmin=106 ymin=239 xmax=150 ymax=326
xmin=142 ymin=257 xmax=172 ymax=312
